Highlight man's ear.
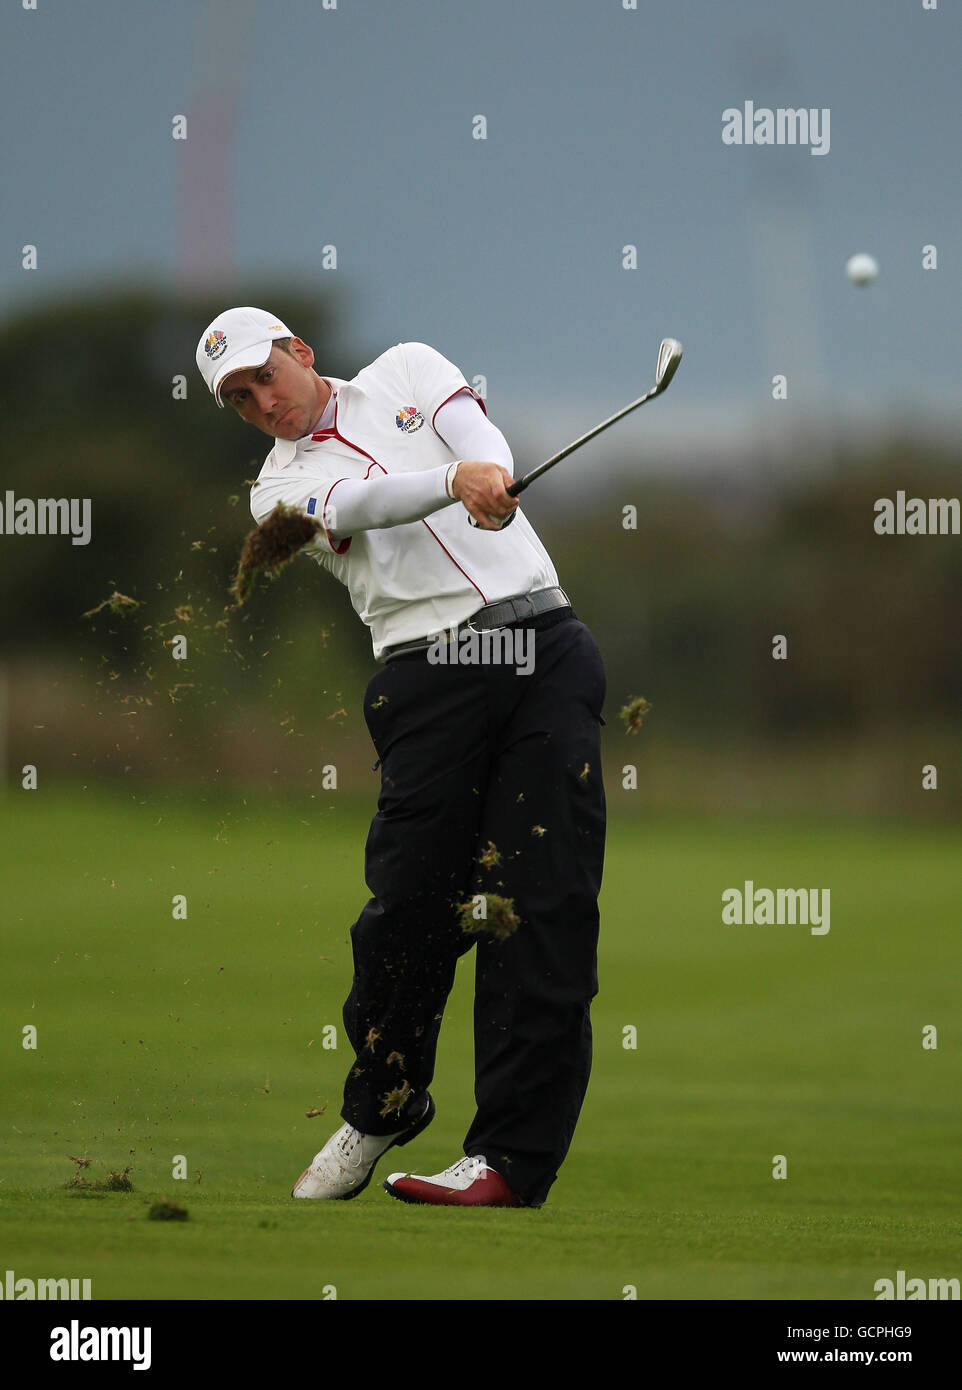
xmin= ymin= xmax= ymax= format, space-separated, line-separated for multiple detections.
xmin=288 ymin=337 xmax=315 ymax=369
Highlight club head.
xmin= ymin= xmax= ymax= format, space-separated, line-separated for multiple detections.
xmin=654 ymin=338 xmax=683 ymax=391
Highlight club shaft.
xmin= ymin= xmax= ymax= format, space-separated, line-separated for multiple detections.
xmin=506 ymin=384 xmax=660 ymax=498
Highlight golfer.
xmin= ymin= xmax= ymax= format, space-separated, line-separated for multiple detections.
xmin=196 ymin=306 xmax=606 ymax=1207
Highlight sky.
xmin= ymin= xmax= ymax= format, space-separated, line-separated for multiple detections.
xmin=3 ymin=0 xmax=960 ymax=484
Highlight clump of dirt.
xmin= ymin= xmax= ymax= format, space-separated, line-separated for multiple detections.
xmin=82 ymin=592 xmax=140 ymax=618
xmin=457 ymin=894 xmax=521 ymax=943
xmin=147 ymin=1199 xmax=189 ymax=1221
xmin=231 ymin=503 xmax=322 ymax=606
xmin=64 ymin=1161 xmax=133 ymax=1193
xmin=618 ymin=695 xmax=652 ymax=734
xmin=379 ymin=1080 xmax=412 ymax=1119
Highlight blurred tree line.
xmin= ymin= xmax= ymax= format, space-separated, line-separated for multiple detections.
xmin=0 ymin=289 xmax=959 ymax=810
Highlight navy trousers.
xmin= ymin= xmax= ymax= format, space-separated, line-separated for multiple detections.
xmin=340 ymin=607 xmax=606 ymax=1207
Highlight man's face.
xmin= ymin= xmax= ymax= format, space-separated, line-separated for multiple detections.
xmin=219 ymin=338 xmax=328 ymax=440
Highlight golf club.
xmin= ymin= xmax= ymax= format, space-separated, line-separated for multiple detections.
xmin=467 ymin=337 xmax=683 ymax=529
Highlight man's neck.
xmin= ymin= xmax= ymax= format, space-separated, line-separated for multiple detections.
xmin=311 ymin=378 xmax=336 ymax=434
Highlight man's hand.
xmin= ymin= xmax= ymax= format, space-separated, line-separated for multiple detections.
xmin=451 ymin=462 xmax=519 ymax=531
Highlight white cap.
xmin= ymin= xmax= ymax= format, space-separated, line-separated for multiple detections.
xmin=196 ymin=306 xmax=295 ymax=407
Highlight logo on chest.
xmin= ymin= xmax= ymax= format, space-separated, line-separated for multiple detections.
xmin=396 ymin=405 xmax=424 ymax=433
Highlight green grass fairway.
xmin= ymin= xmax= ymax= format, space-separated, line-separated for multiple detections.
xmin=1 ymin=788 xmax=960 ymax=1300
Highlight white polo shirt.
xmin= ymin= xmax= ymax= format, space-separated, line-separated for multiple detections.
xmin=249 ymin=341 xmax=559 ymax=660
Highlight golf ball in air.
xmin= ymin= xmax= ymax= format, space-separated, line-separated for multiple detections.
xmin=846 ymin=253 xmax=879 ymax=287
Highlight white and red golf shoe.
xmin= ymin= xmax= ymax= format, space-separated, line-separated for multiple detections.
xmin=382 ymin=1154 xmax=521 ymax=1206
xmin=292 ymin=1094 xmax=435 ymax=1200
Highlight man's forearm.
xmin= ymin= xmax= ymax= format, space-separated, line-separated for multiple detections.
xmin=323 ymin=465 xmax=456 ymax=534
xmin=324 ymin=393 xmax=514 ymax=535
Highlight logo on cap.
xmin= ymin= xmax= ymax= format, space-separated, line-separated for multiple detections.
xmin=205 ymin=330 xmax=228 ymax=360
xmin=396 ymin=405 xmax=424 ymax=433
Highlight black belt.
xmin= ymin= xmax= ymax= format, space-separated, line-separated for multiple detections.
xmin=380 ymin=586 xmax=571 ymax=662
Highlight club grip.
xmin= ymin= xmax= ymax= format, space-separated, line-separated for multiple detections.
xmin=467 ymin=509 xmax=516 ymax=530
